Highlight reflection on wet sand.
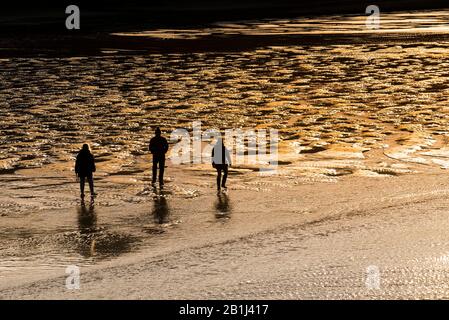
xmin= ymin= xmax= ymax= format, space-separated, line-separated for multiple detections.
xmin=75 ymin=201 xmax=135 ymax=258
xmin=152 ymin=188 xmax=170 ymax=225
xmin=78 ymin=199 xmax=97 ymax=233
xmin=141 ymin=187 xmax=173 ymax=234
xmin=215 ymin=192 xmax=231 ymax=220
xmin=77 ymin=200 xmax=97 ymax=257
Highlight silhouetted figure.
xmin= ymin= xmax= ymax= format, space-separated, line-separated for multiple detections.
xmin=149 ymin=127 xmax=169 ymax=186
xmin=212 ymin=137 xmax=232 ymax=191
xmin=75 ymin=144 xmax=96 ymax=199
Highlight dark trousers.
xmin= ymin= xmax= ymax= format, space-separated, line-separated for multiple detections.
xmin=216 ymin=164 xmax=228 ymax=189
xmin=152 ymin=155 xmax=165 ymax=184
xmin=80 ymin=174 xmax=94 ymax=196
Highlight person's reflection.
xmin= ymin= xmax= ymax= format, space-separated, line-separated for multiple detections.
xmin=76 ymin=200 xmax=134 ymax=259
xmin=78 ymin=199 xmax=97 ymax=234
xmin=77 ymin=199 xmax=97 ymax=257
xmin=152 ymin=189 xmax=170 ymax=225
xmin=215 ymin=192 xmax=231 ymax=220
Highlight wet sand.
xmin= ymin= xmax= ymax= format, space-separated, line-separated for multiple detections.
xmin=3 ymin=172 xmax=449 ymax=299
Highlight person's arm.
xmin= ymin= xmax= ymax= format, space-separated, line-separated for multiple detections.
xmin=149 ymin=139 xmax=153 ymax=153
xmin=91 ymin=155 xmax=96 ymax=173
xmin=75 ymin=156 xmax=79 ymax=176
xmin=211 ymin=147 xmax=216 ymax=167
xmin=226 ymin=148 xmax=232 ymax=166
xmin=163 ymin=138 xmax=169 ymax=154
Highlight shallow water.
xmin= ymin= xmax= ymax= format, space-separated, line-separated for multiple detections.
xmin=3 ymin=42 xmax=449 ymax=174
xmin=3 ymin=12 xmax=449 ymax=177
xmin=115 ymin=10 xmax=449 ymax=38
xmin=2 ymin=9 xmax=449 ymax=285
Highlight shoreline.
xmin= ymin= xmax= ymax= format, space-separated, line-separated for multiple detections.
xmin=3 ymin=31 xmax=449 ymax=58
xmin=1 ymin=8 xmax=449 ymax=57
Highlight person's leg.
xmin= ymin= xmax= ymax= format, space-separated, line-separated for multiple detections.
xmin=159 ymin=157 xmax=165 ymax=185
xmin=216 ymin=168 xmax=222 ymax=190
xmin=80 ymin=176 xmax=86 ymax=198
xmin=152 ymin=157 xmax=158 ymax=184
xmin=222 ymin=165 xmax=228 ymax=188
xmin=87 ymin=174 xmax=94 ymax=195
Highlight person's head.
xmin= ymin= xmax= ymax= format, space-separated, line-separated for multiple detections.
xmin=82 ymin=144 xmax=90 ymax=152
xmin=155 ymin=127 xmax=161 ymax=137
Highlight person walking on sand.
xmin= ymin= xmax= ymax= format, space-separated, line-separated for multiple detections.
xmin=75 ymin=144 xmax=96 ymax=199
xmin=149 ymin=127 xmax=169 ymax=186
xmin=212 ymin=137 xmax=232 ymax=192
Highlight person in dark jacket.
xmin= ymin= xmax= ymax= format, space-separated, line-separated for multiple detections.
xmin=75 ymin=144 xmax=96 ymax=199
xmin=149 ymin=127 xmax=169 ymax=186
xmin=212 ymin=137 xmax=232 ymax=191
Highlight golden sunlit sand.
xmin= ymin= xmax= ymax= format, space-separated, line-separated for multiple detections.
xmin=3 ymin=9 xmax=449 ymax=299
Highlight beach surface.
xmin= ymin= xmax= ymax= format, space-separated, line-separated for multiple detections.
xmin=3 ymin=9 xmax=449 ymax=299
xmin=3 ymin=172 xmax=449 ymax=299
